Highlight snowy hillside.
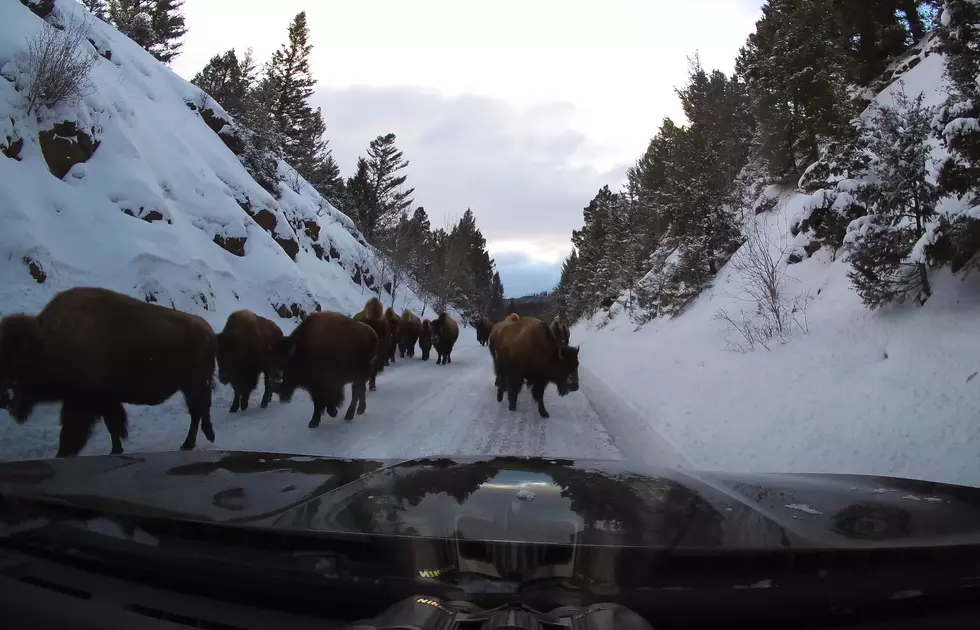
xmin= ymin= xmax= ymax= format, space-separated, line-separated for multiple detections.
xmin=0 ymin=0 xmax=421 ymax=330
xmin=574 ymin=33 xmax=980 ymax=488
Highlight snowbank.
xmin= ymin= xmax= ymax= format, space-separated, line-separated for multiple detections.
xmin=0 ymin=0 xmax=428 ymax=332
xmin=574 ymin=34 xmax=980 ymax=488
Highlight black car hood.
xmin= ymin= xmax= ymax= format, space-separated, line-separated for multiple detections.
xmin=1 ymin=451 xmax=980 ymax=550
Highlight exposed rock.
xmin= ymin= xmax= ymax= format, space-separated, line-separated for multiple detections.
xmin=302 ymin=219 xmax=320 ymax=241
xmin=122 ymin=206 xmax=168 ymax=224
xmin=199 ymin=107 xmax=226 ymax=134
xmin=311 ymin=243 xmax=325 ymax=260
xmin=2 ymin=136 xmax=23 ymax=160
xmin=38 ymin=121 xmax=100 ymax=179
xmin=274 ymin=236 xmax=299 ymax=260
xmin=218 ymin=126 xmax=245 ymax=155
xmin=87 ymin=38 xmax=111 ymax=60
xmin=22 ymin=256 xmax=45 ymax=284
xmin=787 ymin=253 xmax=804 ymax=265
xmin=351 ymin=265 xmax=362 ymax=285
xmin=214 ymin=234 xmax=247 ymax=257
xmin=252 ymin=208 xmax=277 ymax=231
xmin=804 ymin=240 xmax=822 ymax=257
xmin=383 ymin=281 xmax=392 ymax=294
xmin=274 ymin=302 xmax=307 ymax=320
xmin=21 ymin=0 xmax=54 ymax=18
xmin=329 ymin=245 xmax=340 ymax=260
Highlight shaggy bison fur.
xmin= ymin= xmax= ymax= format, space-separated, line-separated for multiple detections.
xmin=419 ymin=319 xmax=433 ymax=361
xmin=353 ymin=297 xmax=388 ymax=390
xmin=492 ymin=316 xmax=580 ymax=418
xmin=475 ymin=317 xmax=494 ymax=346
xmin=277 ymin=312 xmax=378 ymax=425
xmin=429 ymin=312 xmax=459 ymax=365
xmin=216 ymin=310 xmax=284 ymax=413
xmin=487 ymin=313 xmax=520 ymax=387
xmin=384 ymin=307 xmax=401 ymax=363
xmin=0 ymin=287 xmax=217 ymax=456
xmin=399 ymin=309 xmax=421 ymax=358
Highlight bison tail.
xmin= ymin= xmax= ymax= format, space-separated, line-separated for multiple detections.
xmin=208 ymin=372 xmax=217 ymax=391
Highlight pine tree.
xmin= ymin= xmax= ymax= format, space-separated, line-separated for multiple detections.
xmin=148 ymin=0 xmax=186 ymax=64
xmin=109 ymin=1 xmax=186 ymax=64
xmin=191 ymin=48 xmax=255 ymax=118
xmin=930 ymin=0 xmax=980 ymax=273
xmin=847 ymin=92 xmax=939 ymax=307
xmin=310 ymin=151 xmax=345 ymax=207
xmin=365 ymin=133 xmax=415 ymax=240
xmin=109 ymin=0 xmax=153 ymax=51
xmin=81 ymin=0 xmax=108 ymax=19
xmin=489 ymin=271 xmax=506 ymax=320
xmin=345 ymin=158 xmax=375 ymax=235
xmin=259 ymin=12 xmax=327 ymax=185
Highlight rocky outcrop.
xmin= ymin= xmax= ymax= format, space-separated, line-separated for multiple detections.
xmin=38 ymin=121 xmax=100 ymax=179
xmin=121 ymin=206 xmax=168 ymax=224
xmin=21 ymin=0 xmax=54 ymax=19
xmin=213 ymin=235 xmax=247 ymax=257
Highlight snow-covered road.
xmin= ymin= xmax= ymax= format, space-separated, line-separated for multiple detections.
xmin=0 ymin=335 xmax=689 ymax=467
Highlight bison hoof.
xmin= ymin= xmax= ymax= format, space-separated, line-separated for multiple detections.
xmin=308 ymin=418 xmax=320 ymax=428
xmin=508 ymin=403 xmax=517 ymax=412
xmin=539 ymin=410 xmax=550 ymax=418
xmin=180 ymin=441 xmax=195 ymax=451
xmin=229 ymin=404 xmax=239 ymax=413
xmin=203 ymin=424 xmax=215 ymax=442
xmin=344 ymin=411 xmax=355 ymax=421
xmin=326 ymin=407 xmax=339 ymax=418
xmin=110 ymin=446 xmax=123 ymax=455
xmin=260 ymin=400 xmax=269 ymax=409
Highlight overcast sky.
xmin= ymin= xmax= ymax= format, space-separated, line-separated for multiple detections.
xmin=172 ymin=0 xmax=762 ymax=297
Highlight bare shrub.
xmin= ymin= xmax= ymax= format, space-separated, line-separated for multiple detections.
xmin=716 ymin=214 xmax=812 ymax=352
xmin=25 ymin=16 xmax=99 ymax=115
xmin=284 ymin=166 xmax=304 ymax=194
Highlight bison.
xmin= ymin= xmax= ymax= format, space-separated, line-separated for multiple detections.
xmin=429 ymin=312 xmax=459 ymax=365
xmin=277 ymin=312 xmax=377 ymax=425
xmin=353 ymin=297 xmax=388 ymax=391
xmin=475 ymin=317 xmax=494 ymax=347
xmin=487 ymin=313 xmax=520 ymax=387
xmin=399 ymin=309 xmax=421 ymax=358
xmin=384 ymin=307 xmax=402 ymax=364
xmin=0 ymin=287 xmax=217 ymax=456
xmin=550 ymin=317 xmax=571 ymax=347
xmin=419 ymin=319 xmax=433 ymax=361
xmin=215 ymin=310 xmax=284 ymax=413
xmin=492 ymin=316 xmax=580 ymax=418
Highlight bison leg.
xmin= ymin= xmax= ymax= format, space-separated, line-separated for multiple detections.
xmin=309 ymin=391 xmax=328 ymax=428
xmin=101 ymin=401 xmax=129 ymax=455
xmin=345 ymin=381 xmax=366 ymax=421
xmin=355 ymin=380 xmax=368 ymax=415
xmin=239 ymin=389 xmax=250 ymax=412
xmin=57 ymin=402 xmax=100 ymax=458
xmin=531 ymin=382 xmax=550 ymax=418
xmin=181 ymin=384 xmax=214 ymax=451
xmin=369 ymin=372 xmax=377 ymax=392
xmin=260 ymin=374 xmax=274 ymax=408
xmin=506 ymin=374 xmax=522 ymax=412
xmin=229 ymin=391 xmax=241 ymax=413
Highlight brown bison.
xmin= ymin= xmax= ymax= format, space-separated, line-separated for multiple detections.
xmin=419 ymin=319 xmax=433 ymax=361
xmin=492 ymin=316 xmax=580 ymax=418
xmin=216 ymin=310 xmax=284 ymax=413
xmin=475 ymin=317 xmax=494 ymax=346
xmin=399 ymin=309 xmax=421 ymax=358
xmin=353 ymin=296 xmax=388 ymax=391
xmin=487 ymin=313 xmax=520 ymax=387
xmin=550 ymin=317 xmax=571 ymax=347
xmin=429 ymin=312 xmax=459 ymax=365
xmin=0 ymin=287 xmax=217 ymax=456
xmin=384 ymin=307 xmax=401 ymax=364
xmin=277 ymin=312 xmax=377 ymax=425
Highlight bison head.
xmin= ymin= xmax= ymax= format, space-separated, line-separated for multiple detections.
xmin=275 ymin=336 xmax=300 ymax=403
xmin=214 ymin=331 xmax=234 ymax=386
xmin=554 ymin=345 xmax=580 ymax=396
xmin=0 ymin=314 xmax=43 ymax=422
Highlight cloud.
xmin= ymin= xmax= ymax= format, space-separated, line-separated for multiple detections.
xmin=311 ymin=86 xmax=628 ymax=294
xmin=492 ymin=251 xmax=563 ymax=297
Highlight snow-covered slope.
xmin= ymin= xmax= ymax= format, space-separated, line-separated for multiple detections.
xmin=0 ymin=0 xmax=419 ymax=330
xmin=574 ymin=35 xmax=980 ymax=488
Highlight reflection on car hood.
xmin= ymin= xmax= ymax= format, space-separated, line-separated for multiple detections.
xmin=1 ymin=451 xmax=980 ymax=550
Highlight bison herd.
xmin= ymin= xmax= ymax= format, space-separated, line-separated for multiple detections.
xmin=0 ymin=286 xmax=580 ymax=458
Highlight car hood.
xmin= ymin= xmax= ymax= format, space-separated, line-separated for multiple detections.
xmin=1 ymin=451 xmax=979 ymax=550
